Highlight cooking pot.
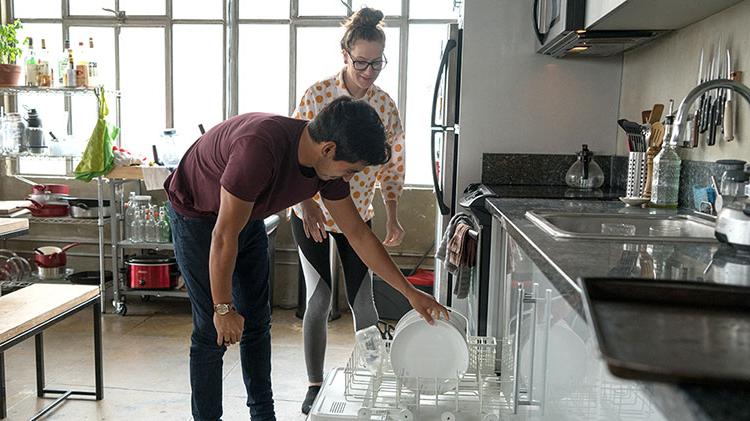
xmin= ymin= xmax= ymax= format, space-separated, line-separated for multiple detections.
xmin=34 ymin=242 xmax=80 ymax=268
xmin=37 ymin=265 xmax=66 ymax=280
xmin=31 ymin=184 xmax=69 ymax=195
xmin=27 ymin=200 xmax=69 ymax=217
xmin=125 ymin=254 xmax=179 ymax=289
xmin=63 ymin=197 xmax=112 ymax=219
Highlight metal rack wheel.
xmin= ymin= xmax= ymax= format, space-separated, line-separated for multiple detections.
xmin=114 ymin=301 xmax=127 ymax=316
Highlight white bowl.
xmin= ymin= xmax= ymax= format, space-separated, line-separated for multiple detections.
xmin=390 ymin=309 xmax=469 ymax=394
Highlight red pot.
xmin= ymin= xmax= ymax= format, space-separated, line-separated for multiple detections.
xmin=125 ymin=254 xmax=178 ymax=289
xmin=27 ymin=201 xmax=69 ymax=217
xmin=34 ymin=242 xmax=80 ymax=268
xmin=32 ymin=184 xmax=70 ymax=195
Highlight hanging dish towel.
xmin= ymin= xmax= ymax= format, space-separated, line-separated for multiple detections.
xmin=436 ymin=213 xmax=478 ymax=299
xmin=74 ymin=88 xmax=120 ymax=182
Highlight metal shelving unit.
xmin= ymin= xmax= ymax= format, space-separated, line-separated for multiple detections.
xmin=107 ymin=176 xmax=184 ymax=316
xmin=29 ymin=215 xmax=109 ymax=225
xmin=1 ymin=86 xmax=121 ymax=313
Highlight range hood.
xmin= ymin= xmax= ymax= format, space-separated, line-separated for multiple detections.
xmin=536 ymin=0 xmax=744 ymax=58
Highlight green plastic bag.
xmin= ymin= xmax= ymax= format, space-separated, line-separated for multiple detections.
xmin=74 ymin=89 xmax=120 ymax=182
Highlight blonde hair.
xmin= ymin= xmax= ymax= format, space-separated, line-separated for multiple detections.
xmin=340 ymin=7 xmax=386 ymax=51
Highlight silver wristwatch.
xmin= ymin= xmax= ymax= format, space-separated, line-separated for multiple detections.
xmin=213 ymin=303 xmax=235 ymax=315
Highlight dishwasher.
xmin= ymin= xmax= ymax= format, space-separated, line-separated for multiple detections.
xmin=309 ymin=334 xmax=505 ymax=421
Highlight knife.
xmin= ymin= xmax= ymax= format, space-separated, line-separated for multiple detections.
xmin=693 ymin=48 xmax=704 ymax=147
xmin=724 ymin=48 xmax=734 ymax=142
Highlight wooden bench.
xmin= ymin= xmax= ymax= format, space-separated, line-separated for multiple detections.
xmin=0 ymin=284 xmax=103 ymax=420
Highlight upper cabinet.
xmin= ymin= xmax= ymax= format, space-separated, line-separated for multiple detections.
xmin=585 ymin=0 xmax=746 ymax=31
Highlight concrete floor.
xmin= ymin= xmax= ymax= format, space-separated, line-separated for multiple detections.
xmin=3 ymin=299 xmax=355 ymax=420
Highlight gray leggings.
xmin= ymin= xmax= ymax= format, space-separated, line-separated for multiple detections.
xmin=291 ymin=214 xmax=379 ymax=383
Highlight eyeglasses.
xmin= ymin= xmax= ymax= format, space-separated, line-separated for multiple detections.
xmin=347 ymin=50 xmax=387 ymax=71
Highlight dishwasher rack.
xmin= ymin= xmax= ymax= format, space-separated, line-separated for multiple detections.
xmin=311 ymin=336 xmax=508 ymax=420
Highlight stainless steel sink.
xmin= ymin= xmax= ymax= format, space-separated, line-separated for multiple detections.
xmin=525 ymin=210 xmax=717 ymax=242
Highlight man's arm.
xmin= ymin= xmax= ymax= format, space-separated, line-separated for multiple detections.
xmin=324 ymin=196 xmax=448 ymax=323
xmin=210 ymin=186 xmax=254 ymax=346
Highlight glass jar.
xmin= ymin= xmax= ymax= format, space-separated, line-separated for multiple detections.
xmin=160 ymin=128 xmax=181 ymax=167
xmin=2 ymin=113 xmax=25 ymax=154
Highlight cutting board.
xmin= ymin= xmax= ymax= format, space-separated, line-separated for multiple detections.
xmin=0 ymin=200 xmax=31 ymax=214
xmin=0 ymin=218 xmax=29 ymax=236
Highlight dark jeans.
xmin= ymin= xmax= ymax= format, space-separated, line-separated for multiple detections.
xmin=169 ymin=205 xmax=275 ymax=421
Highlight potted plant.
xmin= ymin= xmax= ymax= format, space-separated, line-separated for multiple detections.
xmin=0 ymin=19 xmax=23 ymax=86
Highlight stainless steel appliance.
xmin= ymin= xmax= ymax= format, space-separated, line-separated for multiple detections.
xmin=459 ymin=184 xmax=623 ymax=341
xmin=431 ymin=22 xmax=462 ymax=309
xmin=534 ymin=0 xmax=663 ymax=57
xmin=715 ymin=199 xmax=750 ymax=251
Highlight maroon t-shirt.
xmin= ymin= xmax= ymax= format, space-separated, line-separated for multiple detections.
xmin=165 ymin=113 xmax=350 ymax=220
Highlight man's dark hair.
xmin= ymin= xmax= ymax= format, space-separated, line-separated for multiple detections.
xmin=308 ymin=96 xmax=391 ymax=166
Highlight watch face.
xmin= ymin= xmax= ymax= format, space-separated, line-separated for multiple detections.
xmin=215 ymin=304 xmax=230 ymax=315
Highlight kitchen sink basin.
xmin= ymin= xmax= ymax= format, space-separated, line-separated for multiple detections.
xmin=525 ymin=210 xmax=717 ymax=242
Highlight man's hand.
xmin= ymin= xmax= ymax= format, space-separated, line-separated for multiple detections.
xmin=300 ymin=199 xmax=328 ymax=242
xmin=382 ymin=218 xmax=405 ymax=247
xmin=214 ymin=310 xmax=245 ymax=347
xmin=406 ymin=288 xmax=449 ymax=325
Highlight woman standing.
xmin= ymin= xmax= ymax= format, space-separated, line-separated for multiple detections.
xmin=291 ymin=7 xmax=406 ymax=414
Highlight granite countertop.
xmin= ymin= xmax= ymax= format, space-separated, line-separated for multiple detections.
xmin=485 ymin=197 xmax=750 ymax=421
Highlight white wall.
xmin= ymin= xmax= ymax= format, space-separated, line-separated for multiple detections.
xmin=618 ymin=0 xmax=750 ymax=162
xmin=457 ymin=0 xmax=623 ymax=189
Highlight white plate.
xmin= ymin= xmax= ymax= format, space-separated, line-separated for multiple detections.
xmin=619 ymin=196 xmax=650 ymax=206
xmin=390 ymin=317 xmax=469 ymax=394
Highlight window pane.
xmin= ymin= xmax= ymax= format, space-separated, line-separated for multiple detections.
xmin=119 ymin=28 xmax=166 ymax=156
xmin=69 ymin=27 xmax=116 ymax=90
xmin=70 ymin=0 xmax=114 ymax=16
xmin=295 ymin=27 xmax=343 ymax=105
xmin=376 ymin=27 xmax=399 ymax=104
xmin=405 ymin=24 xmax=446 ymax=185
xmin=238 ymin=25 xmax=289 ymax=116
xmin=173 ymin=25 xmax=223 ymax=143
xmin=240 ymin=0 xmax=289 ymax=19
xmin=351 ymin=1 xmax=400 ymax=16
xmin=16 ymin=24 xmax=64 ymax=146
xmin=409 ymin=0 xmax=459 ymax=19
xmin=298 ymin=0 xmax=346 ymax=16
xmin=174 ymin=0 xmax=223 ymax=19
xmin=67 ymin=27 xmax=117 ymax=147
xmin=119 ymin=0 xmax=165 ymax=15
xmin=12 ymin=0 xmax=60 ymax=19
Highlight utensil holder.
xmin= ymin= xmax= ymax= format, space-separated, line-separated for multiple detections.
xmin=626 ymin=152 xmax=647 ymax=198
xmin=643 ymin=146 xmax=660 ymax=199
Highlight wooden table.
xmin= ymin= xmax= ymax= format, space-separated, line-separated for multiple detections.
xmin=0 ymin=284 xmax=103 ymax=420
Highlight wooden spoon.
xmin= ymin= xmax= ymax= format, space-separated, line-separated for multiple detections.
xmin=649 ymin=104 xmax=665 ymax=125
xmin=649 ymin=122 xmax=665 ymax=148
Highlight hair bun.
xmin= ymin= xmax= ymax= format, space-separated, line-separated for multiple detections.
xmin=349 ymin=7 xmax=384 ymax=28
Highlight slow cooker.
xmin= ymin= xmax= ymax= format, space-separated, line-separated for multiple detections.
xmin=125 ymin=254 xmax=179 ymax=289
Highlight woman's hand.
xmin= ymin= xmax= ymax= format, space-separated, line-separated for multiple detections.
xmin=382 ymin=218 xmax=405 ymax=247
xmin=300 ymin=199 xmax=328 ymax=242
xmin=406 ymin=288 xmax=449 ymax=325
xmin=214 ymin=310 xmax=245 ymax=347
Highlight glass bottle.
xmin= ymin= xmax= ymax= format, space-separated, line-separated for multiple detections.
xmin=87 ymin=37 xmax=99 ymax=86
xmin=145 ymin=206 xmax=159 ymax=243
xmin=565 ymin=144 xmax=604 ymax=189
xmin=36 ymin=39 xmax=52 ymax=87
xmin=24 ymin=37 xmax=38 ymax=87
xmin=158 ymin=206 xmax=171 ymax=243
xmin=124 ymin=192 xmax=136 ymax=240
xmin=130 ymin=209 xmax=145 ymax=243
xmin=57 ymin=40 xmax=70 ymax=87
xmin=650 ymin=115 xmax=681 ymax=208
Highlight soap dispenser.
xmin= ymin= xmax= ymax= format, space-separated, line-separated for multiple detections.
xmin=566 ymin=144 xmax=604 ymax=189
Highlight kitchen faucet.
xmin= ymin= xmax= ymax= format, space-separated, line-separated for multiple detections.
xmin=671 ymin=79 xmax=750 ymax=146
